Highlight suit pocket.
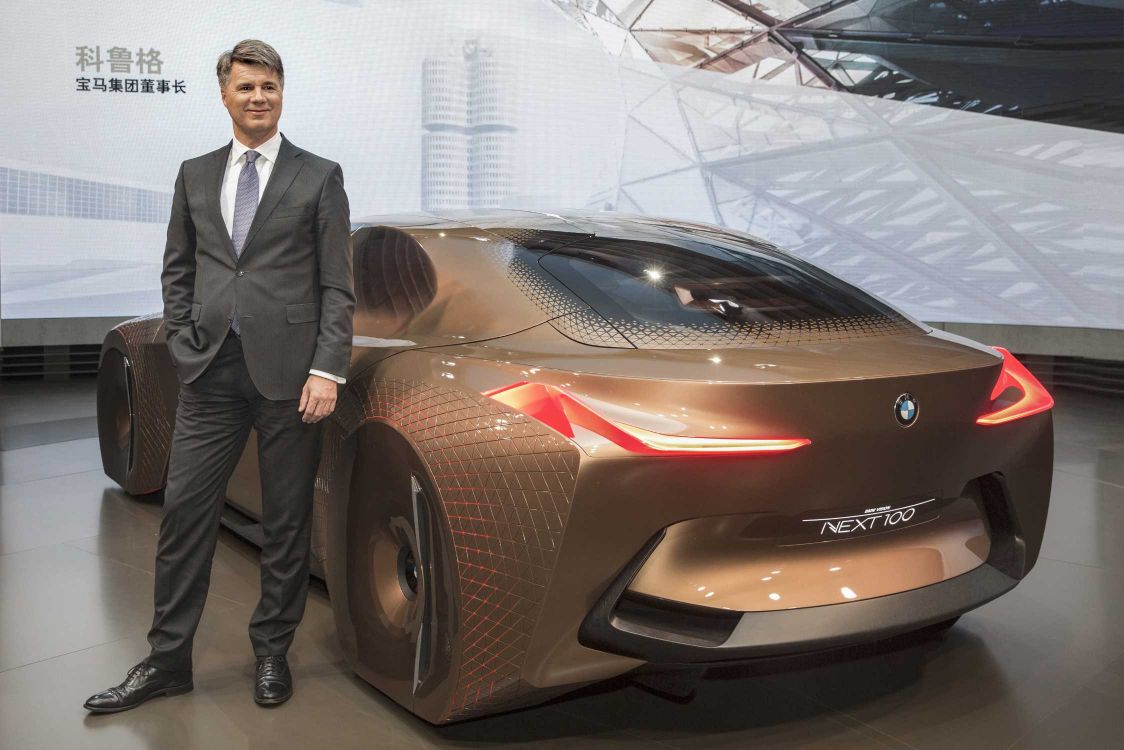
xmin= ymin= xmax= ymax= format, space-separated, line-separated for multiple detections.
xmin=286 ymin=301 xmax=320 ymax=324
xmin=190 ymin=302 xmax=203 ymax=321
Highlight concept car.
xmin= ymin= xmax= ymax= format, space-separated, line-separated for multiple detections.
xmin=97 ymin=210 xmax=1053 ymax=723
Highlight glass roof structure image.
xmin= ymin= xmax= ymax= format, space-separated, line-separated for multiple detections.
xmin=546 ymin=0 xmax=1124 ymax=328
xmin=552 ymin=0 xmax=1124 ymax=133
xmin=2 ymin=0 xmax=1121 ymax=330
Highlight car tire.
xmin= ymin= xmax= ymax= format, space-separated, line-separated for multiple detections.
xmin=345 ymin=423 xmax=456 ymax=715
xmin=920 ymin=615 xmax=961 ymax=638
xmin=96 ymin=322 xmax=177 ymax=496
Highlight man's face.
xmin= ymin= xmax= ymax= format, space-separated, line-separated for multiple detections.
xmin=220 ymin=62 xmax=283 ymax=143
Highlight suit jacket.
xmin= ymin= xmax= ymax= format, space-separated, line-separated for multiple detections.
xmin=160 ymin=134 xmax=355 ymax=400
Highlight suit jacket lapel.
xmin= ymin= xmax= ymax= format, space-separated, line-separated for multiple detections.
xmin=239 ymin=135 xmax=305 ymax=261
xmin=205 ymin=142 xmax=237 ymax=264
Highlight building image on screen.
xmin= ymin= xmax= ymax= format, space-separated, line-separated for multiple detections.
xmin=1 ymin=0 xmax=1121 ymax=331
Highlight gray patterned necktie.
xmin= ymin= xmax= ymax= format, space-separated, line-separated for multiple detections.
xmin=230 ymin=149 xmax=260 ymax=335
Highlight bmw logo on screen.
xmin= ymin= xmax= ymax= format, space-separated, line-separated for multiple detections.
xmin=894 ymin=393 xmax=919 ymax=428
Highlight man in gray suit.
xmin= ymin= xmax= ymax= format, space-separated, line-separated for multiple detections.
xmin=85 ymin=39 xmax=355 ymax=712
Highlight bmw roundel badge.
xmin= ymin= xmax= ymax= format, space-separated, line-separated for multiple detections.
xmin=894 ymin=393 xmax=919 ymax=428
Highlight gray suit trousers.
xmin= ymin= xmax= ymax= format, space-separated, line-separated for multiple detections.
xmin=146 ymin=331 xmax=322 ymax=671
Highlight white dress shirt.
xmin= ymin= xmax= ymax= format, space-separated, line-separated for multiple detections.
xmin=220 ymin=130 xmax=281 ymax=237
xmin=221 ymin=131 xmax=345 ymax=385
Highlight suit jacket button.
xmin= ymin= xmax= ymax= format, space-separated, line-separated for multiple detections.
xmin=237 ymin=270 xmax=245 ymax=277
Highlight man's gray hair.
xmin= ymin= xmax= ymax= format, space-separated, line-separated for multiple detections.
xmin=216 ymin=39 xmax=284 ymax=89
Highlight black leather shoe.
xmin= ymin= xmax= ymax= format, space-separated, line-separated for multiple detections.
xmin=84 ymin=662 xmax=193 ymax=714
xmin=254 ymin=655 xmax=293 ymax=706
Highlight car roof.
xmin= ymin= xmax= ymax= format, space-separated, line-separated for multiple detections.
xmin=353 ymin=210 xmax=782 ymax=255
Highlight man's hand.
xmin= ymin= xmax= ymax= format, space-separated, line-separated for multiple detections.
xmin=299 ymin=374 xmax=338 ymax=423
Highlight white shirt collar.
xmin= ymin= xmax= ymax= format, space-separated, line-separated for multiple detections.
xmin=230 ymin=130 xmax=283 ymax=165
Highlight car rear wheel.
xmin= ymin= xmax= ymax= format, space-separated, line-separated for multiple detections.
xmin=922 ymin=615 xmax=961 ymax=637
xmin=346 ymin=424 xmax=455 ymax=715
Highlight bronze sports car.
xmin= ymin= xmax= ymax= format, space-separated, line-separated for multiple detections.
xmin=97 ymin=210 xmax=1053 ymax=723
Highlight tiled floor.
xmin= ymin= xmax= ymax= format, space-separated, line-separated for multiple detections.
xmin=0 ymin=379 xmax=1121 ymax=749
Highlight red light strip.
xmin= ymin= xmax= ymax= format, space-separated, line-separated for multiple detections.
xmin=482 ymin=381 xmax=810 ymax=456
xmin=976 ymin=347 xmax=1054 ymax=426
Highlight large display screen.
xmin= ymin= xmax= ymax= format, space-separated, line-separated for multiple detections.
xmin=2 ymin=0 xmax=1122 ymax=330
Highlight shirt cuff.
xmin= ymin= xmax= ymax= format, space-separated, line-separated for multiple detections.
xmin=309 ymin=369 xmax=346 ymax=384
